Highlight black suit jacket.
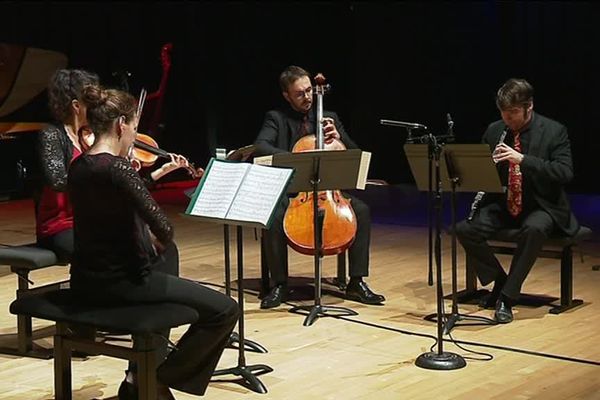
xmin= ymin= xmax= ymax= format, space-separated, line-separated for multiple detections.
xmin=482 ymin=113 xmax=579 ymax=236
xmin=254 ymin=107 xmax=359 ymax=156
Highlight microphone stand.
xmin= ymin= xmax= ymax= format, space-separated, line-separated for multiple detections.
xmin=380 ymin=117 xmax=464 ymax=369
xmin=415 ymin=133 xmax=466 ymax=370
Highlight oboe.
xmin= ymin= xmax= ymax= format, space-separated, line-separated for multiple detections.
xmin=469 ymin=127 xmax=509 ymax=222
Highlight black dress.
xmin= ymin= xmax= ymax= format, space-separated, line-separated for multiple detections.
xmin=68 ymin=152 xmax=238 ymax=395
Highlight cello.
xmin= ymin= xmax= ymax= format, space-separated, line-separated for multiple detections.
xmin=283 ymin=73 xmax=357 ymax=256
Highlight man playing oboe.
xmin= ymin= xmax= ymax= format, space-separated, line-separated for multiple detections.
xmin=455 ymin=78 xmax=579 ymax=323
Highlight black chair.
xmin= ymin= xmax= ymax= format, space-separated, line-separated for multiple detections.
xmin=10 ymin=289 xmax=199 ymax=400
xmin=0 ymin=244 xmax=68 ymax=358
xmin=457 ymin=226 xmax=592 ymax=314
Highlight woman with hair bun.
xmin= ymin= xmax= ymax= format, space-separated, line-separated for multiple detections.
xmin=68 ymin=85 xmax=238 ymax=399
xmin=38 ymin=69 xmax=194 ymax=263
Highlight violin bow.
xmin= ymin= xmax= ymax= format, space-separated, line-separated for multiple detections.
xmin=136 ymin=87 xmax=147 ymax=126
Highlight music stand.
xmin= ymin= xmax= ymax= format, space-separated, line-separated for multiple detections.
xmin=212 ymin=226 xmax=273 ymax=393
xmin=183 ymin=185 xmax=267 ymax=354
xmin=185 ymin=159 xmax=297 ymax=393
xmin=222 ymin=145 xmax=266 ymax=353
xmin=260 ymin=149 xmax=371 ymax=326
xmin=222 ymin=225 xmax=267 ymax=353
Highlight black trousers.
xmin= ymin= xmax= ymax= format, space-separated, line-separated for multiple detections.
xmin=72 ymin=242 xmax=239 ymax=395
xmin=455 ymin=201 xmax=555 ymax=300
xmin=37 ymin=228 xmax=74 ymax=264
xmin=263 ymin=193 xmax=371 ymax=285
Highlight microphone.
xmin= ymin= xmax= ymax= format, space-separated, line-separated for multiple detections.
xmin=446 ymin=113 xmax=454 ymax=137
xmin=380 ymin=119 xmax=428 ymax=130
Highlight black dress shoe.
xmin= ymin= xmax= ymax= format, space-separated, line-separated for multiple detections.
xmin=480 ymin=274 xmax=507 ymax=309
xmin=494 ymin=298 xmax=514 ymax=324
xmin=260 ymin=284 xmax=287 ymax=309
xmin=345 ymin=279 xmax=385 ymax=305
xmin=118 ymin=379 xmax=137 ymax=400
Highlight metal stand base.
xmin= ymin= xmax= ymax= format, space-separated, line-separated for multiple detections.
xmin=214 ymin=226 xmax=272 ymax=394
xmin=289 ymin=304 xmax=358 ymax=326
xmin=226 ymin=332 xmax=268 ymax=353
xmin=415 ymin=351 xmax=466 ymax=370
xmin=213 ymin=364 xmax=274 ymax=394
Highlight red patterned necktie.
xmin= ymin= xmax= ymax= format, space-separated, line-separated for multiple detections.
xmin=507 ymin=131 xmax=522 ymax=217
xmin=300 ymin=114 xmax=309 ymax=137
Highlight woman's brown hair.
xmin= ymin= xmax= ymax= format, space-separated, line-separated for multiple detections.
xmin=80 ymin=85 xmax=137 ymax=136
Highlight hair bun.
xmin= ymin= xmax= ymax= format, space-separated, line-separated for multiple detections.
xmin=81 ymin=85 xmax=107 ymax=108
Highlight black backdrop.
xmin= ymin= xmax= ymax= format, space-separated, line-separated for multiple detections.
xmin=2 ymin=1 xmax=599 ymax=193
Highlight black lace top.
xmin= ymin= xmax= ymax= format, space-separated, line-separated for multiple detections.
xmin=68 ymin=153 xmax=174 ymax=283
xmin=37 ymin=124 xmax=74 ymax=192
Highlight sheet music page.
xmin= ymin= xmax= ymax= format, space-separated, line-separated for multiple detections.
xmin=188 ymin=160 xmax=250 ymax=219
xmin=226 ymin=164 xmax=293 ymax=226
xmin=356 ymin=151 xmax=371 ymax=190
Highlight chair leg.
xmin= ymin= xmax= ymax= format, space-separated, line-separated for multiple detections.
xmin=0 ymin=269 xmax=53 ymax=359
xmin=136 ymin=334 xmax=158 ymax=400
xmin=16 ymin=270 xmax=34 ymax=354
xmin=336 ymin=252 xmax=347 ymax=290
xmin=54 ymin=323 xmax=72 ymax=400
xmin=550 ymin=245 xmax=583 ymax=314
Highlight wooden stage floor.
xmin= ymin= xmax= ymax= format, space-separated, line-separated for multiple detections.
xmin=1 ymin=199 xmax=599 ymax=399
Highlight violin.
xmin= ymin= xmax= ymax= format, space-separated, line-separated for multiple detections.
xmin=132 ymin=133 xmax=202 ymax=178
xmin=283 ymin=73 xmax=357 ymax=256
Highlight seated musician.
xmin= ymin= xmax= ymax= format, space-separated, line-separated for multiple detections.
xmin=68 ymin=85 xmax=238 ymax=399
xmin=253 ymin=65 xmax=385 ymax=309
xmin=455 ymin=78 xmax=579 ymax=324
xmin=37 ymin=68 xmax=193 ymax=263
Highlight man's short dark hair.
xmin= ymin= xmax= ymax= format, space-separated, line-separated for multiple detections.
xmin=279 ymin=65 xmax=311 ymax=92
xmin=496 ymin=78 xmax=534 ymax=110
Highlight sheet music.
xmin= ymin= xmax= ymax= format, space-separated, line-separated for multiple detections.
xmin=227 ymin=164 xmax=293 ymax=225
xmin=188 ymin=161 xmax=249 ymax=219
xmin=356 ymin=151 xmax=371 ymax=190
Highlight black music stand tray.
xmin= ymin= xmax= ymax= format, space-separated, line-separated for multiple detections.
xmin=405 ymin=144 xmax=503 ymax=335
xmin=261 ymin=149 xmax=371 ymax=326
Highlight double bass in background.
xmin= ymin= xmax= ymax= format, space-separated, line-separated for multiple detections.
xmin=283 ymin=73 xmax=357 ymax=256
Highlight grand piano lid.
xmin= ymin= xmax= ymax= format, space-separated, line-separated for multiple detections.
xmin=0 ymin=43 xmax=68 ymax=119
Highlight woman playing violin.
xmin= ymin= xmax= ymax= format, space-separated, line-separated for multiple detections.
xmin=37 ymin=69 xmax=199 ymax=263
xmin=253 ymin=65 xmax=385 ymax=309
xmin=69 ymin=85 xmax=238 ymax=399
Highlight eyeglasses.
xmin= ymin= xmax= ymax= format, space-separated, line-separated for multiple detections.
xmin=291 ymin=86 xmax=313 ymax=100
